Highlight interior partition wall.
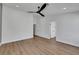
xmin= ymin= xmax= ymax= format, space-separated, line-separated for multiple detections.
xmin=0 ymin=3 xmax=2 ymax=45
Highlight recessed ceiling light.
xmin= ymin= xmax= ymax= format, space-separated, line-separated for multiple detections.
xmin=16 ymin=5 xmax=19 ymax=7
xmin=63 ymin=8 xmax=67 ymax=10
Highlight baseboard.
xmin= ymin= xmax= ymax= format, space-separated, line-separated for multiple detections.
xmin=35 ymin=35 xmax=50 ymax=40
xmin=56 ymin=39 xmax=79 ymax=47
xmin=50 ymin=37 xmax=56 ymax=39
xmin=1 ymin=36 xmax=33 ymax=45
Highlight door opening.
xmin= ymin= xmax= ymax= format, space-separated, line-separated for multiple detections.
xmin=33 ymin=24 xmax=36 ymax=37
xmin=50 ymin=21 xmax=56 ymax=39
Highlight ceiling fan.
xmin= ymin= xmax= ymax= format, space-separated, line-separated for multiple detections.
xmin=27 ymin=3 xmax=49 ymax=17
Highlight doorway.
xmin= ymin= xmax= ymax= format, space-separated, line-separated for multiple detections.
xmin=33 ymin=24 xmax=36 ymax=37
xmin=50 ymin=21 xmax=56 ymax=38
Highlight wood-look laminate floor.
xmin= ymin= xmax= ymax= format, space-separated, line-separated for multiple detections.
xmin=0 ymin=36 xmax=79 ymax=55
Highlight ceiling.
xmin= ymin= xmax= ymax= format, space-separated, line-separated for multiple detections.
xmin=3 ymin=3 xmax=79 ymax=15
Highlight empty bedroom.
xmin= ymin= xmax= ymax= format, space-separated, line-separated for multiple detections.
xmin=0 ymin=3 xmax=79 ymax=55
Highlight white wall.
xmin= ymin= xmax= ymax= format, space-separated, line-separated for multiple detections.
xmin=2 ymin=6 xmax=33 ymax=44
xmin=54 ymin=12 xmax=79 ymax=47
xmin=34 ymin=15 xmax=50 ymax=39
xmin=0 ymin=4 xmax=2 ymax=43
xmin=33 ymin=14 xmax=36 ymax=24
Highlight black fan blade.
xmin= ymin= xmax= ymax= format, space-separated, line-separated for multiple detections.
xmin=27 ymin=11 xmax=36 ymax=13
xmin=38 ymin=12 xmax=45 ymax=17
xmin=37 ymin=3 xmax=48 ymax=13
